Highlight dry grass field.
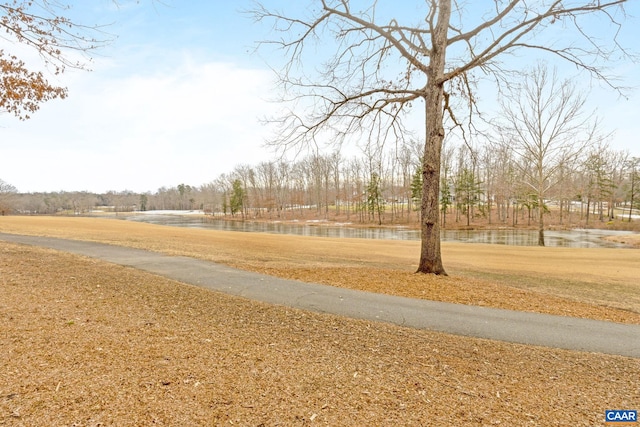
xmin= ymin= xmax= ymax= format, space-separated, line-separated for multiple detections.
xmin=1 ymin=216 xmax=639 ymax=322
xmin=1 ymin=216 xmax=639 ymax=425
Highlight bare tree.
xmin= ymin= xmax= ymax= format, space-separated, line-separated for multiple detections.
xmin=0 ymin=178 xmax=17 ymax=214
xmin=329 ymin=150 xmax=343 ymax=216
xmin=251 ymin=0 xmax=633 ymax=274
xmin=395 ymin=141 xmax=417 ymax=221
xmin=583 ymin=143 xmax=618 ymax=222
xmin=273 ymin=160 xmax=291 ymax=219
xmin=255 ymin=161 xmax=276 ymax=217
xmin=627 ymin=157 xmax=640 ymax=221
xmin=608 ymin=150 xmax=630 ymax=220
xmin=496 ymin=64 xmax=602 ymax=245
xmin=213 ymin=175 xmax=232 ymax=215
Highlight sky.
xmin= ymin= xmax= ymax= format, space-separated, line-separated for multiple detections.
xmin=1 ymin=0 xmax=639 ymax=193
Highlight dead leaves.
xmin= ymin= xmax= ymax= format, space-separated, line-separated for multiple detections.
xmin=1 ymin=236 xmax=639 ymax=425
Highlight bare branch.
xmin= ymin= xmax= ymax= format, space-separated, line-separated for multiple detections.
xmin=443 ymin=1 xmax=633 ymax=93
xmin=1 ymin=1 xmax=115 ymax=119
xmin=0 ymin=2 xmax=113 ymax=72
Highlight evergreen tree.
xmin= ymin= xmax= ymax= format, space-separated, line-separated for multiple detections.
xmin=230 ymin=179 xmax=245 ymax=218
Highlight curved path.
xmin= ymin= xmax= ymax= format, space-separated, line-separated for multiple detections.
xmin=2 ymin=232 xmax=639 ymax=358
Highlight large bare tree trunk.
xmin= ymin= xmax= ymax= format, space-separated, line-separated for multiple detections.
xmin=418 ymin=99 xmax=446 ymax=274
xmin=417 ymin=0 xmax=450 ymax=275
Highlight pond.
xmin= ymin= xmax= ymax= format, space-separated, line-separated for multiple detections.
xmin=119 ymin=213 xmax=635 ymax=249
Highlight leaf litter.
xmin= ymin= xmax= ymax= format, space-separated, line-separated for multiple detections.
xmin=1 ymin=241 xmax=639 ymax=426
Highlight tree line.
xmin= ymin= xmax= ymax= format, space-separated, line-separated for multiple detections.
xmin=3 ymin=142 xmax=639 ymax=227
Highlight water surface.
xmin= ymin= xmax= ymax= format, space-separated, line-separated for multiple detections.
xmin=120 ymin=213 xmax=634 ymax=248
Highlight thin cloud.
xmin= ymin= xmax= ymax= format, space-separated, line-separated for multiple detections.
xmin=1 ymin=54 xmax=277 ymax=192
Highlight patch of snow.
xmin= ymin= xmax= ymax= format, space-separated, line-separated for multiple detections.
xmin=617 ymin=214 xmax=640 ymax=220
xmin=138 ymin=210 xmax=205 ymax=215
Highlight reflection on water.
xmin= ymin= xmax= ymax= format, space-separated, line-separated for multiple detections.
xmin=440 ymin=228 xmax=632 ymax=248
xmin=121 ymin=214 xmax=634 ymax=248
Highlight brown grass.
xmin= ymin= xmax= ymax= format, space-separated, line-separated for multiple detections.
xmin=1 ymin=216 xmax=639 ymax=323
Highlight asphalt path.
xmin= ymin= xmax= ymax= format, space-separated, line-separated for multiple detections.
xmin=2 ymin=232 xmax=639 ymax=358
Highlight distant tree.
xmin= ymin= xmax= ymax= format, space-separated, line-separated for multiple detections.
xmin=230 ymin=179 xmax=245 ymax=219
xmin=454 ymin=168 xmax=483 ymax=227
xmin=608 ymin=150 xmax=631 ymax=220
xmin=222 ymin=192 xmax=229 ymax=215
xmin=0 ymin=178 xmax=17 ymax=214
xmin=440 ymin=177 xmax=452 ymax=228
xmin=496 ymin=64 xmax=601 ymax=246
xmin=177 ymin=183 xmax=193 ymax=210
xmin=139 ymin=194 xmax=148 ymax=212
xmin=439 ymin=142 xmax=456 ymax=227
xmin=627 ymin=157 xmax=640 ymax=221
xmin=583 ymin=145 xmax=616 ymax=222
xmin=366 ymin=172 xmax=384 ymax=225
xmin=346 ymin=157 xmax=365 ymax=221
xmin=231 ymin=164 xmax=254 ymax=218
xmin=520 ymin=192 xmax=543 ymax=226
xmin=69 ymin=191 xmax=98 ymax=214
xmin=410 ymin=167 xmax=422 ymax=215
xmin=395 ymin=142 xmax=416 ymax=220
xmin=0 ymin=1 xmax=109 ymax=119
xmin=329 ymin=151 xmax=342 ymax=217
xmin=199 ymin=182 xmax=221 ymax=215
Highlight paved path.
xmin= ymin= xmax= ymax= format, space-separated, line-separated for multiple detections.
xmin=2 ymin=232 xmax=639 ymax=358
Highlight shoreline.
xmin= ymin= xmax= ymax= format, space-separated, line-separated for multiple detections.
xmin=87 ymin=210 xmax=640 ymax=248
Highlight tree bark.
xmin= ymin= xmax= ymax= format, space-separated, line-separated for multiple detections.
xmin=538 ymin=194 xmax=545 ymax=246
xmin=538 ymin=163 xmax=546 ymax=246
xmin=417 ymin=0 xmax=450 ymax=275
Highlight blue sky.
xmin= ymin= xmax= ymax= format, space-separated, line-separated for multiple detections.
xmin=1 ymin=1 xmax=639 ymax=193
